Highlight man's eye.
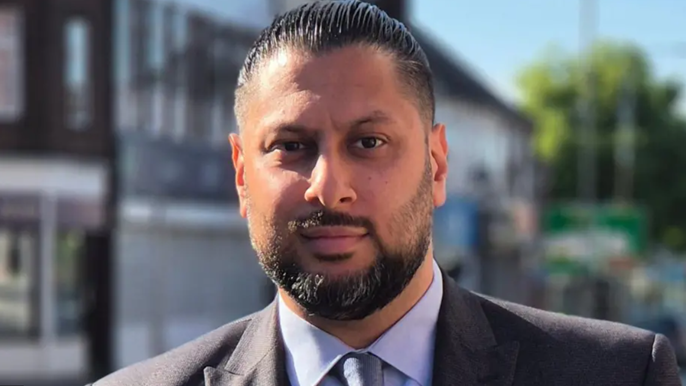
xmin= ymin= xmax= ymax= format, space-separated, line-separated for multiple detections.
xmin=354 ymin=137 xmax=385 ymax=149
xmin=275 ymin=141 xmax=305 ymax=152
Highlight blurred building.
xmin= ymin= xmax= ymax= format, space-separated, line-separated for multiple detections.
xmin=0 ymin=0 xmax=539 ymax=383
xmin=0 ymin=0 xmax=271 ymax=382
xmin=0 ymin=0 xmax=111 ymax=382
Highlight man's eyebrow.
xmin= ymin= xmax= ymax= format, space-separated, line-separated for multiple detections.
xmin=350 ymin=110 xmax=395 ymax=128
xmin=267 ymin=123 xmax=313 ymax=136
xmin=264 ymin=110 xmax=395 ymax=135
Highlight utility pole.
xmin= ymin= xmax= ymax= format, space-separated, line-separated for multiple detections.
xmin=614 ymin=70 xmax=636 ymax=202
xmin=577 ymin=0 xmax=602 ymax=292
xmin=577 ymin=0 xmax=598 ymax=206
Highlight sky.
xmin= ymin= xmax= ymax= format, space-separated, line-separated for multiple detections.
xmin=174 ymin=0 xmax=686 ymax=111
xmin=409 ymin=0 xmax=686 ymax=111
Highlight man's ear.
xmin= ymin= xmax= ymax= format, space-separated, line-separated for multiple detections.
xmin=429 ymin=122 xmax=449 ymax=208
xmin=229 ymin=133 xmax=248 ymax=218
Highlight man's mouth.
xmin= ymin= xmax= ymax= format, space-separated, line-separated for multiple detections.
xmin=299 ymin=226 xmax=369 ymax=254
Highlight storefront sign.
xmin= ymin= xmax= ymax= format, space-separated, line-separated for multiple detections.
xmin=0 ymin=194 xmax=40 ymax=225
xmin=0 ymin=193 xmax=104 ymax=229
xmin=118 ymin=132 xmax=237 ymax=203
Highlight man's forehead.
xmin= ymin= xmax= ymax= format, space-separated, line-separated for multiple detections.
xmin=256 ymin=49 xmax=305 ymax=88
xmin=254 ymin=45 xmax=396 ymax=91
xmin=247 ymin=49 xmax=393 ymax=116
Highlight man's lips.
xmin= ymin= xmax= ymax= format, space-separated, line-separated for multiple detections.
xmin=300 ymin=226 xmax=368 ymax=239
xmin=299 ymin=227 xmax=368 ymax=254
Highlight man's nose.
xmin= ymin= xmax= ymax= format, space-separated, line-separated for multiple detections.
xmin=304 ymin=153 xmax=357 ymax=208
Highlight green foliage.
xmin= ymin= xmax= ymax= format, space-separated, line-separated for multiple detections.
xmin=517 ymin=40 xmax=686 ymax=252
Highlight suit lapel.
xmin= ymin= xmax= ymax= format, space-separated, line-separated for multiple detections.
xmin=432 ymin=274 xmax=519 ymax=386
xmin=204 ymin=301 xmax=290 ymax=386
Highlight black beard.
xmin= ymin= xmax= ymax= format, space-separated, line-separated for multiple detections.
xmin=260 ymin=215 xmax=430 ymax=320
xmin=254 ymin=161 xmax=434 ymax=321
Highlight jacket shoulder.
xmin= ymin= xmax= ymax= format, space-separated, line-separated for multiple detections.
xmin=480 ymin=294 xmax=655 ymax=345
xmin=92 ymin=311 xmax=261 ymax=386
xmin=474 ymin=293 xmax=666 ymax=382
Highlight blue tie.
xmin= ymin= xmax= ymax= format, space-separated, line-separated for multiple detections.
xmin=334 ymin=352 xmax=384 ymax=386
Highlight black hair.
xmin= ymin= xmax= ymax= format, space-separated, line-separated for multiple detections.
xmin=234 ymin=0 xmax=435 ymax=126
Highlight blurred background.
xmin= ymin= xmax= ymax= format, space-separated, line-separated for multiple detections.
xmin=0 ymin=0 xmax=684 ymax=384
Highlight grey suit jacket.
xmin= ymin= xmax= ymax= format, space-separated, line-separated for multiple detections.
xmin=89 ymin=273 xmax=682 ymax=385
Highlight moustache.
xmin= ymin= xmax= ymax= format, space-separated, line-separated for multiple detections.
xmin=288 ymin=209 xmax=375 ymax=234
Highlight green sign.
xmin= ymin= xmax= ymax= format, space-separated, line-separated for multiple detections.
xmin=545 ymin=257 xmax=591 ymax=277
xmin=544 ymin=204 xmax=647 ymax=254
xmin=541 ymin=203 xmax=648 ymax=275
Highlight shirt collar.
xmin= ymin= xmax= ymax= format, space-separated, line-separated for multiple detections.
xmin=278 ymin=259 xmax=444 ymax=386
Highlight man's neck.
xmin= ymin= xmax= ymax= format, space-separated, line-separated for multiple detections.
xmin=279 ymin=255 xmax=436 ymax=349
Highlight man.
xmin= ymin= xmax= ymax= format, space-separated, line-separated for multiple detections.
xmin=90 ymin=1 xmax=681 ymax=385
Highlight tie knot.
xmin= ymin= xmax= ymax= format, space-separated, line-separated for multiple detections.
xmin=334 ymin=352 xmax=383 ymax=386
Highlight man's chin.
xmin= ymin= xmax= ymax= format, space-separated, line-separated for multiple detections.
xmin=296 ymin=268 xmax=369 ymax=288
xmin=296 ymin=294 xmax=381 ymax=322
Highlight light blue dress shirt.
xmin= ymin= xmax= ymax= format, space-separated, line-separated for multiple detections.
xmin=278 ymin=260 xmax=444 ymax=386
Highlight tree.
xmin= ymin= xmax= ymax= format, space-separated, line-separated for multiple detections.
xmin=517 ymin=41 xmax=686 ymax=251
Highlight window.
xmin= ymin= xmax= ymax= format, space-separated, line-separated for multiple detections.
xmin=160 ymin=4 xmax=177 ymax=137
xmin=131 ymin=0 xmax=152 ymax=131
xmin=211 ymin=34 xmax=238 ymax=144
xmin=185 ymin=16 xmax=214 ymax=141
xmin=210 ymin=37 xmax=225 ymax=144
xmin=149 ymin=3 xmax=164 ymax=135
xmin=114 ymin=0 xmax=134 ymax=131
xmin=0 ymin=228 xmax=38 ymax=338
xmin=64 ymin=17 xmax=92 ymax=131
xmin=172 ymin=10 xmax=188 ymax=139
xmin=54 ymin=231 xmax=85 ymax=336
xmin=0 ymin=7 xmax=23 ymax=120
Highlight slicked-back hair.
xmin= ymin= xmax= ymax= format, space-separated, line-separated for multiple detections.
xmin=234 ymin=0 xmax=435 ymax=128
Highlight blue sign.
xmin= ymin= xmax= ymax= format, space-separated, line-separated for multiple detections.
xmin=433 ymin=196 xmax=479 ymax=252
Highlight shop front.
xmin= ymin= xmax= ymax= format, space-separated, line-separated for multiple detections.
xmin=111 ymin=132 xmax=269 ymax=371
xmin=0 ymin=160 xmax=107 ymax=381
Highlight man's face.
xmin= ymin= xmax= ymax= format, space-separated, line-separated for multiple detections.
xmin=231 ymin=45 xmax=448 ymax=320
